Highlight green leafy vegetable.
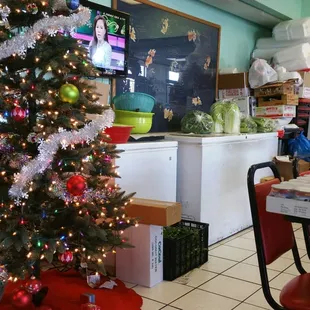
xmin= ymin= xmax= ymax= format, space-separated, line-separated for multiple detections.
xmin=240 ymin=116 xmax=257 ymax=133
xmin=210 ymin=101 xmax=225 ymax=133
xmin=181 ymin=110 xmax=214 ymax=134
xmin=252 ymin=117 xmax=275 ymax=133
xmin=223 ymin=103 xmax=240 ymax=134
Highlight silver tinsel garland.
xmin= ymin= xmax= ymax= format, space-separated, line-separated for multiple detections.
xmin=9 ymin=110 xmax=115 ymax=200
xmin=0 ymin=5 xmax=91 ymax=60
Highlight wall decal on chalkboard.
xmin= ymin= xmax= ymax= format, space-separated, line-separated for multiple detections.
xmin=161 ymin=18 xmax=169 ymax=35
xmin=114 ymin=0 xmax=220 ymax=132
xmin=129 ymin=25 xmax=136 ymax=41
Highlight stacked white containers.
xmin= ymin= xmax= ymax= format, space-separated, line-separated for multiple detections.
xmin=253 ymin=18 xmax=310 ymax=69
xmin=273 ymin=18 xmax=310 ymax=41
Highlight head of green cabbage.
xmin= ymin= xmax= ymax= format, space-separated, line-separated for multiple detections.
xmin=223 ymin=102 xmax=240 ymax=134
xmin=210 ymin=101 xmax=225 ymax=133
xmin=181 ymin=110 xmax=214 ymax=134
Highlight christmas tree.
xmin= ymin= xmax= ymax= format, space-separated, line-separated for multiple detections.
xmin=0 ymin=0 xmax=136 ymax=282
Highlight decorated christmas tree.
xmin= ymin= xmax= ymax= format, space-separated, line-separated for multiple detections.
xmin=0 ymin=0 xmax=136 ymax=291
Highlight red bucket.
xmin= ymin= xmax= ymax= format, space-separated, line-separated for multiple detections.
xmin=103 ymin=125 xmax=133 ymax=144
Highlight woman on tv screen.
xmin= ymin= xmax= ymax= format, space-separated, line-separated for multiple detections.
xmin=89 ymin=15 xmax=112 ymax=69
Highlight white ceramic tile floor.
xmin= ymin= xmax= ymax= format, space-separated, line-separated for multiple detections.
xmin=174 ymin=269 xmax=217 ymax=288
xmin=141 ymin=298 xmax=165 ymax=310
xmin=136 ymin=227 xmax=310 ymax=310
xmin=200 ymin=274 xmax=261 ymax=301
xmin=200 ymin=256 xmax=237 ymax=273
xmin=284 ymin=259 xmax=310 ymax=275
xmin=209 ymin=244 xmax=255 ymax=262
xmin=245 ymin=288 xmax=281 ymax=310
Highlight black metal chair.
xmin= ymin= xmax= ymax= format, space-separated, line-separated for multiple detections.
xmin=292 ymin=157 xmax=310 ymax=260
xmin=247 ymin=161 xmax=310 ymax=310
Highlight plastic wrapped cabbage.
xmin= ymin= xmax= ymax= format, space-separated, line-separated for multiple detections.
xmin=252 ymin=117 xmax=275 ymax=133
xmin=181 ymin=110 xmax=214 ymax=134
xmin=223 ymin=103 xmax=240 ymax=134
xmin=210 ymin=101 xmax=225 ymax=133
xmin=240 ymin=116 xmax=258 ymax=133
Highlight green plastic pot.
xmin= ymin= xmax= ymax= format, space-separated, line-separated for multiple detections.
xmin=114 ymin=110 xmax=154 ymax=134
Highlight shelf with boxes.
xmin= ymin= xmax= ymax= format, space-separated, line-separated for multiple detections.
xmin=254 ymin=79 xmax=297 ymax=120
xmin=218 ymin=72 xmax=255 ymax=116
xmin=296 ymin=98 xmax=310 ymax=133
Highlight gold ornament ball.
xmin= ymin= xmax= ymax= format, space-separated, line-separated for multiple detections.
xmin=59 ymin=84 xmax=80 ymax=104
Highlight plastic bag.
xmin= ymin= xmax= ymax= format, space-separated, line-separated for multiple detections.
xmin=181 ymin=110 xmax=214 ymax=134
xmin=240 ymin=116 xmax=257 ymax=133
xmin=252 ymin=117 xmax=275 ymax=133
xmin=249 ymin=59 xmax=278 ymax=88
xmin=288 ymin=132 xmax=310 ymax=162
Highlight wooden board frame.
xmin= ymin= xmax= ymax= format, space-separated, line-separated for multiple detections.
xmin=112 ymin=0 xmax=221 ymax=131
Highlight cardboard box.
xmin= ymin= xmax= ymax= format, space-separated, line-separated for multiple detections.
xmin=299 ymin=71 xmax=310 ymax=87
xmin=267 ymin=196 xmax=310 ymax=219
xmin=83 ymin=79 xmax=110 ymax=106
xmin=273 ymin=156 xmax=310 ymax=181
xmin=234 ymin=96 xmax=256 ymax=116
xmin=254 ymin=80 xmax=296 ymax=98
xmin=218 ymin=72 xmax=249 ymax=89
xmin=299 ymin=86 xmax=310 ymax=99
xmin=127 ymin=198 xmax=182 ymax=227
xmin=255 ymin=105 xmax=296 ymax=118
xmin=218 ymin=88 xmax=250 ymax=99
xmin=83 ymin=79 xmax=110 ymax=121
xmin=258 ymin=94 xmax=299 ymax=107
xmin=116 ymin=224 xmax=163 ymax=287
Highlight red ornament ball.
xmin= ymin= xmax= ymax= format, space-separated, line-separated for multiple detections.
xmin=11 ymin=107 xmax=26 ymax=122
xmin=66 ymin=175 xmax=87 ymax=196
xmin=11 ymin=288 xmax=32 ymax=308
xmin=25 ymin=276 xmax=42 ymax=294
xmin=59 ymin=250 xmax=74 ymax=264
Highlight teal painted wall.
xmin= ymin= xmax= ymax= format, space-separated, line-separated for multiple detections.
xmin=90 ymin=0 xmax=269 ymax=72
xmin=248 ymin=0 xmax=302 ymax=19
xmin=302 ymin=0 xmax=310 ymax=17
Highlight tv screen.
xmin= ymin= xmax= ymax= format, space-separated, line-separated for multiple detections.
xmin=77 ymin=1 xmax=130 ymax=77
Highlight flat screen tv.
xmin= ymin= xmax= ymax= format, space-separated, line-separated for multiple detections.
xmin=77 ymin=0 xmax=130 ymax=77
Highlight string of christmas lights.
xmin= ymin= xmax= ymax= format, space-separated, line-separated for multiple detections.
xmin=9 ymin=109 xmax=115 ymax=201
xmin=0 ymin=4 xmax=90 ymax=60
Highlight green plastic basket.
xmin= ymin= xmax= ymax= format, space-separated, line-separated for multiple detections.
xmin=112 ymin=92 xmax=155 ymax=113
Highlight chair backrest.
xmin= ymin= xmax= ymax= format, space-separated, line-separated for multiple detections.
xmin=253 ymin=179 xmax=295 ymax=265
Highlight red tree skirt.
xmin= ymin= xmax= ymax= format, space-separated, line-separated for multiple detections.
xmin=1 ymin=270 xmax=143 ymax=310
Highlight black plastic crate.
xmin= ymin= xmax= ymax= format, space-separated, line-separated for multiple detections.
xmin=163 ymin=220 xmax=209 ymax=281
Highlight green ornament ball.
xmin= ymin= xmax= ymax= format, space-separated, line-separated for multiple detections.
xmin=59 ymin=84 xmax=80 ymax=104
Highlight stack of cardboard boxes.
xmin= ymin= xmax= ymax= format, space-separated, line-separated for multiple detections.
xmin=104 ymin=162 xmax=183 ymax=288
xmin=116 ymin=198 xmax=182 ymax=288
xmin=218 ymin=73 xmax=299 ymax=120
xmin=254 ymin=80 xmax=298 ymax=119
xmin=218 ymin=72 xmax=256 ymax=116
